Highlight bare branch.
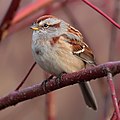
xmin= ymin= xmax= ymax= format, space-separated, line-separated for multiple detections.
xmin=0 ymin=61 xmax=120 ymax=111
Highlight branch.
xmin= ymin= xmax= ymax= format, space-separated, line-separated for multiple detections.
xmin=0 ymin=61 xmax=120 ymax=111
xmin=44 ymin=73 xmax=56 ymax=120
xmin=46 ymin=93 xmax=56 ymax=120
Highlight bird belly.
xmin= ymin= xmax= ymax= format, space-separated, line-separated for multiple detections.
xmin=32 ymin=41 xmax=85 ymax=75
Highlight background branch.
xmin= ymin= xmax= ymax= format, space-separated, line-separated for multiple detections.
xmin=0 ymin=61 xmax=120 ymax=111
xmin=0 ymin=0 xmax=21 ymax=41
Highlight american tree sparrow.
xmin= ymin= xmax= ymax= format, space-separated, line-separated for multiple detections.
xmin=31 ymin=15 xmax=97 ymax=110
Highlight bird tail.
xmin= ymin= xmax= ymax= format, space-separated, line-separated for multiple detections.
xmin=79 ymin=82 xmax=97 ymax=110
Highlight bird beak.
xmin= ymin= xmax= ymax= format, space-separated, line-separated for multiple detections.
xmin=30 ymin=24 xmax=39 ymax=31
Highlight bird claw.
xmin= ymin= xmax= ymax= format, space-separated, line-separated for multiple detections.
xmin=55 ymin=72 xmax=66 ymax=87
xmin=42 ymin=72 xmax=66 ymax=92
xmin=42 ymin=75 xmax=54 ymax=93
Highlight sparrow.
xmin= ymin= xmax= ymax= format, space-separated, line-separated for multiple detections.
xmin=30 ymin=15 xmax=97 ymax=110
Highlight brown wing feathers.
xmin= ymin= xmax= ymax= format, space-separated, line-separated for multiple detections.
xmin=63 ymin=26 xmax=95 ymax=65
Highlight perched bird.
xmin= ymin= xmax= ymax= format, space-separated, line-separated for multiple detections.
xmin=31 ymin=15 xmax=97 ymax=110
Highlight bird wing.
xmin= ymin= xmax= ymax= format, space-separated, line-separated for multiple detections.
xmin=61 ymin=33 xmax=96 ymax=65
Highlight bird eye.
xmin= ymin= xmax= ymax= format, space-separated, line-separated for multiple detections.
xmin=43 ymin=23 xmax=49 ymax=28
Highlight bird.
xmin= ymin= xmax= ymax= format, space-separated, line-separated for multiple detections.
xmin=30 ymin=15 xmax=97 ymax=110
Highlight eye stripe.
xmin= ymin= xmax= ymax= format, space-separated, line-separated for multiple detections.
xmin=39 ymin=22 xmax=60 ymax=28
xmin=48 ymin=22 xmax=60 ymax=28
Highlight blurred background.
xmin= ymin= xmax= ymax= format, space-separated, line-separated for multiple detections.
xmin=0 ymin=0 xmax=120 ymax=120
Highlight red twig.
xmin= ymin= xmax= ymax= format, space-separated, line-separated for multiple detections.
xmin=15 ymin=62 xmax=36 ymax=91
xmin=0 ymin=61 xmax=120 ymax=111
xmin=106 ymin=68 xmax=120 ymax=120
xmin=46 ymin=93 xmax=56 ymax=120
xmin=111 ymin=101 xmax=120 ymax=120
xmin=44 ymin=73 xmax=56 ymax=120
xmin=0 ymin=0 xmax=21 ymax=41
xmin=82 ymin=0 xmax=120 ymax=29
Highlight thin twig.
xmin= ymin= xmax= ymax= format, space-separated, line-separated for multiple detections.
xmin=44 ymin=73 xmax=56 ymax=120
xmin=0 ymin=61 xmax=120 ymax=111
xmin=106 ymin=68 xmax=120 ymax=120
xmin=15 ymin=62 xmax=36 ymax=91
xmin=82 ymin=0 xmax=120 ymax=29
xmin=46 ymin=93 xmax=56 ymax=120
